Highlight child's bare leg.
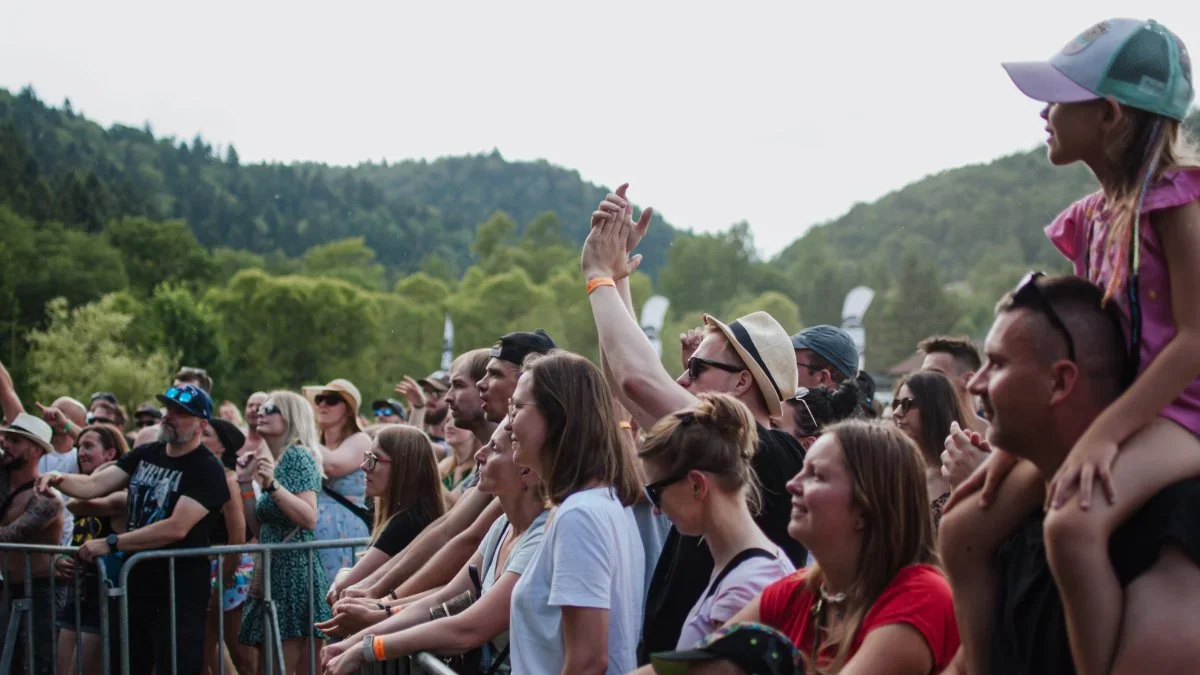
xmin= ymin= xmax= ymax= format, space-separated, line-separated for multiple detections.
xmin=1045 ymin=418 xmax=1200 ymax=675
xmin=940 ymin=459 xmax=1045 ymax=672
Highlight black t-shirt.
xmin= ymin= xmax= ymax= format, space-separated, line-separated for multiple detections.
xmin=638 ymin=424 xmax=807 ymax=663
xmin=990 ymin=478 xmax=1200 ymax=675
xmin=372 ymin=509 xmax=433 ymax=557
xmin=116 ymin=442 xmax=230 ymax=581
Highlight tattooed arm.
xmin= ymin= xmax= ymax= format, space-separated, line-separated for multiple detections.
xmin=0 ymin=493 xmax=62 ymax=543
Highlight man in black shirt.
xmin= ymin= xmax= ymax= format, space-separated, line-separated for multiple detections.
xmin=940 ymin=275 xmax=1200 ymax=674
xmin=38 ymin=384 xmax=230 ymax=675
xmin=581 ymin=193 xmax=805 ymax=662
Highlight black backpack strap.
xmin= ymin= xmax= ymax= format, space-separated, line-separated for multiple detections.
xmin=704 ymin=547 xmax=776 ymax=600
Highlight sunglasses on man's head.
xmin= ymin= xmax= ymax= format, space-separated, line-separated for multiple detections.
xmin=314 ymin=393 xmax=344 ymax=407
xmin=686 ymin=356 xmax=745 ymax=381
xmin=374 ymin=407 xmax=396 ymax=418
xmin=1013 ymin=272 xmax=1077 ymax=363
xmin=90 ymin=392 xmax=118 ymax=405
xmin=164 ymin=386 xmax=196 ymax=404
xmin=259 ymin=403 xmax=282 ymax=417
xmin=787 ymin=387 xmax=817 ymax=432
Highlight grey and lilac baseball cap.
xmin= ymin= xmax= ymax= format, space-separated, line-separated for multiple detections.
xmin=1002 ymin=18 xmax=1193 ymax=122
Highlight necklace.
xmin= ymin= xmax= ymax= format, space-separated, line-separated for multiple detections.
xmin=819 ymin=585 xmax=846 ymax=604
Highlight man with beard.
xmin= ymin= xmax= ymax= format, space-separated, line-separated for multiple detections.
xmin=416 ymin=370 xmax=451 ymax=441
xmin=0 ymin=413 xmax=65 ymax=675
xmin=37 ymin=384 xmax=229 ymax=675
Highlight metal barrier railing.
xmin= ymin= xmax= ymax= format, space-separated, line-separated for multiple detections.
xmin=0 ymin=539 xmax=460 ymax=675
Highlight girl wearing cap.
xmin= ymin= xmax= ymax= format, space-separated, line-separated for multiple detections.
xmin=722 ymin=420 xmax=959 ymax=674
xmin=199 ymin=418 xmax=255 ymax=675
xmin=304 ymin=379 xmax=372 ymax=591
xmin=956 ymin=18 xmax=1200 ymax=674
xmin=636 ymin=394 xmax=795 ymax=653
xmin=238 ymin=391 xmax=333 ymax=671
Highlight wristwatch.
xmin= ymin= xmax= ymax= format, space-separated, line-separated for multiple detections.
xmin=362 ymin=634 xmax=376 ymax=662
xmin=263 ymin=481 xmax=279 ymax=493
xmin=106 ymin=533 xmax=120 ymax=551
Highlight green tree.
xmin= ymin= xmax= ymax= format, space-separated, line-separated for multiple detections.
xmin=301 ymin=237 xmax=387 ymax=291
xmin=104 ymin=216 xmax=210 ymax=295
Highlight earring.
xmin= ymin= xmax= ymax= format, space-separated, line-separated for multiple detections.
xmin=522 ymin=484 xmax=529 ymax=493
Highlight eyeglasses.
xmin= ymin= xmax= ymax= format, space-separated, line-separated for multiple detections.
xmin=893 ymin=396 xmax=917 ymax=415
xmin=363 ymin=450 xmax=393 ymax=472
xmin=374 ymin=407 xmax=396 ymax=418
xmin=686 ymin=356 xmax=745 ymax=381
xmin=259 ymin=403 xmax=282 ymax=417
xmin=1013 ymin=272 xmax=1077 ymax=363
xmin=314 ymin=393 xmax=345 ymax=407
xmin=796 ymin=362 xmax=824 ymax=373
xmin=164 ymin=386 xmax=196 ymax=404
xmin=787 ymin=387 xmax=818 ymax=433
xmin=507 ymin=399 xmax=535 ymax=419
xmin=643 ymin=470 xmax=692 ymax=510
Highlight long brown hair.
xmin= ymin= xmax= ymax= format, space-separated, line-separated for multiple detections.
xmin=522 ymin=351 xmax=641 ymax=506
xmin=79 ymin=423 xmax=130 ymax=461
xmin=639 ymin=393 xmax=762 ymax=513
xmin=1097 ymin=107 xmax=1199 ymax=304
xmin=894 ymin=371 xmax=969 ymax=467
xmin=370 ymin=425 xmax=445 ymax=541
xmin=801 ymin=420 xmax=935 ymax=673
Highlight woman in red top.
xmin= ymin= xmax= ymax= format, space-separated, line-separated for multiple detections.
xmin=725 ymin=420 xmax=960 ymax=674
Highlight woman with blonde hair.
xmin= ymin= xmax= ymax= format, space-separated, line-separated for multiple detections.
xmin=303 ymin=378 xmax=372 ymax=588
xmin=237 ymin=391 xmax=331 ymax=673
xmin=718 ymin=420 xmax=959 ymax=674
xmin=437 ymin=413 xmax=480 ymax=507
xmin=325 ymin=425 xmax=445 ymax=602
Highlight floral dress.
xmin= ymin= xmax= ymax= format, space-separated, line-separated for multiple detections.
xmin=239 ymin=447 xmax=332 ymax=644
xmin=315 ymin=466 xmax=369 ymax=588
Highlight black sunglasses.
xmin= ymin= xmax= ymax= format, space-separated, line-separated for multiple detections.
xmin=893 ymin=396 xmax=917 ymax=415
xmin=259 ymin=403 xmax=282 ymax=417
xmin=1013 ymin=272 xmax=1077 ymax=363
xmin=134 ymin=418 xmax=158 ymax=429
xmin=643 ymin=470 xmax=692 ymax=510
xmin=86 ymin=413 xmax=117 ymax=426
xmin=686 ymin=356 xmax=745 ymax=381
xmin=314 ymin=393 xmax=345 ymax=407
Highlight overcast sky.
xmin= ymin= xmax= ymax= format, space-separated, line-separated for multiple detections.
xmin=2 ymin=1 xmax=1196 ymax=257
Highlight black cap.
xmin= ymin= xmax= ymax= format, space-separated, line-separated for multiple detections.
xmin=651 ymin=622 xmax=801 ymax=675
xmin=370 ymin=399 xmax=409 ymax=421
xmin=207 ymin=418 xmax=246 ymax=456
xmin=490 ymin=329 xmax=557 ymax=367
xmin=134 ymin=403 xmax=163 ymax=420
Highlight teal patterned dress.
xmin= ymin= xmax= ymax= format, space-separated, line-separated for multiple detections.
xmin=239 ymin=446 xmax=333 ymax=645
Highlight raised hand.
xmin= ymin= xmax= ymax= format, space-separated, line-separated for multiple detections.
xmin=940 ymin=421 xmax=991 ymax=489
xmin=582 ymin=205 xmax=636 ymax=282
xmin=590 ymin=183 xmax=654 ymax=279
xmin=680 ymin=327 xmax=705 ymax=370
xmin=36 ymin=402 xmax=68 ymax=432
xmin=395 ymin=376 xmax=425 ymax=409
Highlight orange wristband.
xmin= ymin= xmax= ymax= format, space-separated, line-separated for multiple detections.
xmin=619 ymin=421 xmax=632 ymax=430
xmin=586 ymin=277 xmax=616 ymax=295
xmin=241 ymin=491 xmax=255 ymax=501
xmin=373 ymin=636 xmax=386 ymax=661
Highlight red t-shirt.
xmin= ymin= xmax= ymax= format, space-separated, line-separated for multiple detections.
xmin=759 ymin=564 xmax=959 ymax=671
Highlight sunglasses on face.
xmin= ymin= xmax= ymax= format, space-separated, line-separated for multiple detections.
xmin=259 ymin=403 xmax=282 ymax=417
xmin=363 ymin=450 xmax=393 ymax=472
xmin=86 ymin=413 xmax=116 ymax=426
xmin=893 ymin=397 xmax=917 ymax=415
xmin=134 ymin=418 xmax=158 ymax=429
xmin=686 ymin=356 xmax=745 ymax=381
xmin=1013 ymin=272 xmax=1077 ymax=363
xmin=643 ymin=470 xmax=694 ymax=509
xmin=374 ymin=407 xmax=396 ymax=418
xmin=314 ymin=393 xmax=345 ymax=407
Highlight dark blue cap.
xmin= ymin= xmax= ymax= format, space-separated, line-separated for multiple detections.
xmin=791 ymin=325 xmax=859 ymax=380
xmin=156 ymin=384 xmax=213 ymax=419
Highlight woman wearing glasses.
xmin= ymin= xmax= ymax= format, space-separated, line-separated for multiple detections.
xmin=506 ymin=351 xmax=645 ymax=674
xmin=635 ymin=393 xmax=794 ymax=654
xmin=302 ymin=379 xmax=372 ymax=591
xmin=237 ymin=392 xmax=333 ymax=672
xmin=320 ymin=422 xmax=548 ymax=675
xmin=323 ymin=425 xmax=444 ymax=605
xmin=892 ymin=371 xmax=972 ymax=532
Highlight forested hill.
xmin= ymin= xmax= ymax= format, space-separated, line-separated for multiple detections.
xmin=0 ymin=86 xmax=677 ymax=277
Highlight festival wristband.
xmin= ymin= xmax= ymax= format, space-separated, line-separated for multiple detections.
xmin=373 ymin=636 xmax=386 ymax=661
xmin=241 ymin=490 xmax=255 ymax=501
xmin=586 ymin=277 xmax=616 ymax=295
xmin=389 ymin=590 xmax=398 ymax=600
xmin=362 ymin=635 xmax=376 ymax=662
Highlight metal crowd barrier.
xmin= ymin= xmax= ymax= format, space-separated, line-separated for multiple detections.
xmin=0 ymin=540 xmax=458 ymax=675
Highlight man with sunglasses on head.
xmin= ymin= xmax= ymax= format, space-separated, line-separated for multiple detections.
xmin=581 ymin=191 xmax=806 ymax=663
xmin=36 ymin=384 xmax=230 ymax=675
xmin=940 ymin=273 xmax=1200 ymax=675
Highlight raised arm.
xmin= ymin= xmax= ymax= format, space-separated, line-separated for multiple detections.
xmin=583 ymin=191 xmax=696 ymax=429
xmin=0 ymin=358 xmax=24 ymax=424
xmin=320 ymin=432 xmax=371 ymax=479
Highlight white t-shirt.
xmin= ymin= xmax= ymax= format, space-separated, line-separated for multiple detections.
xmin=475 ymin=509 xmax=550 ymax=673
xmin=39 ymin=447 xmax=79 ymax=476
xmin=676 ymin=546 xmax=796 ymax=648
xmin=509 ymin=487 xmax=645 ymax=675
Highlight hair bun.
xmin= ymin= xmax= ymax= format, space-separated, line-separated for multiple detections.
xmin=693 ymin=394 xmax=758 ymax=460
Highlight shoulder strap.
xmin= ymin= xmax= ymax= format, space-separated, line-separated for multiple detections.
xmin=0 ymin=481 xmax=36 ymax=520
xmin=321 ymin=485 xmax=372 ymax=528
xmin=704 ymin=547 xmax=776 ymax=600
xmin=481 ymin=520 xmax=512 ymax=583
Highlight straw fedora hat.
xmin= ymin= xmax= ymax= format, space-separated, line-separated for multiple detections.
xmin=302 ymin=378 xmax=364 ymax=432
xmin=703 ymin=312 xmax=798 ymax=421
xmin=2 ymin=412 xmax=55 ymax=455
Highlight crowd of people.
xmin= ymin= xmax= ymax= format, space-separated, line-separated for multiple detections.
xmin=0 ymin=15 xmax=1198 ymax=675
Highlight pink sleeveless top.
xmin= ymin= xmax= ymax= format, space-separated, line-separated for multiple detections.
xmin=1045 ymin=168 xmax=1200 ymax=435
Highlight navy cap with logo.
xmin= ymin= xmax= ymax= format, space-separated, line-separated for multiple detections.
xmin=155 ymin=384 xmax=213 ymax=420
xmin=371 ymin=398 xmax=410 ymax=421
xmin=651 ymin=622 xmax=801 ymax=675
xmin=791 ymin=325 xmax=859 ymax=381
xmin=490 ymin=329 xmax=557 ymax=367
